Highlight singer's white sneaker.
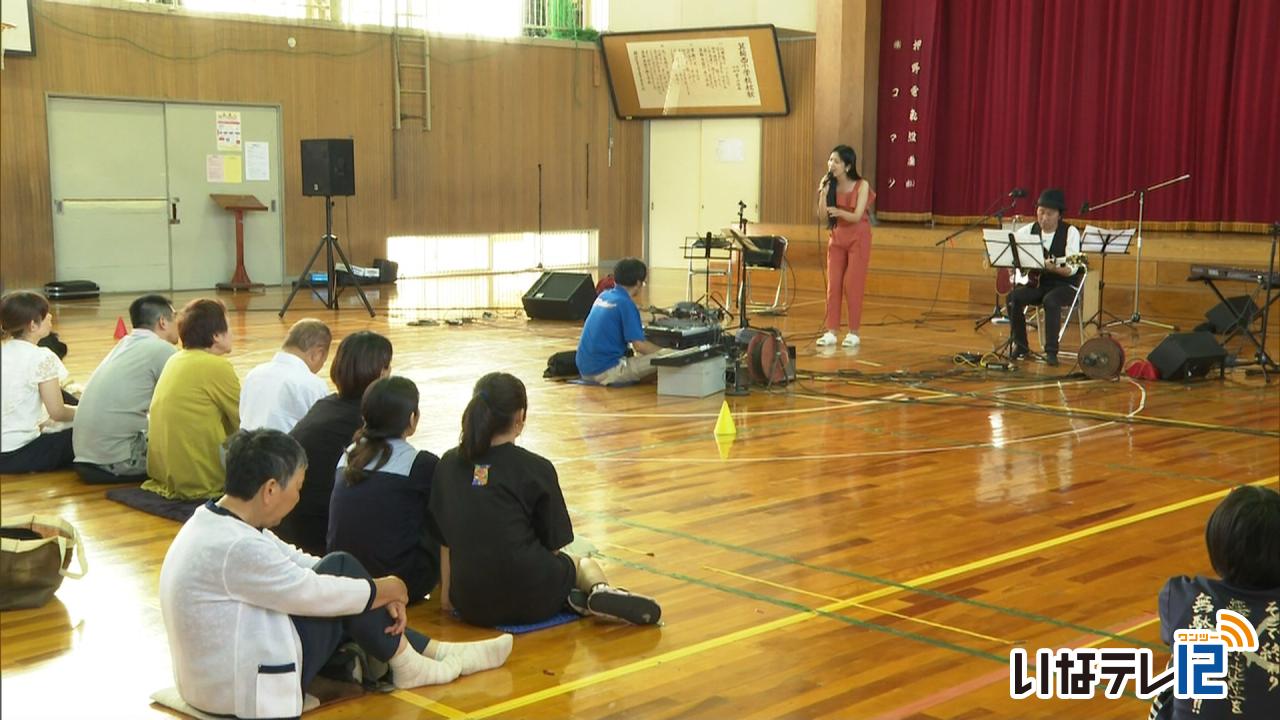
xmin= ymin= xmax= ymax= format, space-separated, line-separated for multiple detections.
xmin=816 ymin=331 xmax=837 ymax=346
xmin=842 ymin=333 xmax=861 ymax=348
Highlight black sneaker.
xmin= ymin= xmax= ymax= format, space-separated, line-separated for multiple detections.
xmin=566 ymin=588 xmax=591 ymax=616
xmin=586 ymin=586 xmax=662 ymax=625
xmin=1010 ymin=346 xmax=1030 ymax=360
xmin=1045 ymin=352 xmax=1059 ymax=367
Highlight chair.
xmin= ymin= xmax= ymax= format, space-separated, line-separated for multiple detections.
xmin=1031 ymin=265 xmax=1089 ymax=355
xmin=739 ymin=235 xmax=791 ymax=314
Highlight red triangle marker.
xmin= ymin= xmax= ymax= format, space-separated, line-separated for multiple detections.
xmin=114 ymin=317 xmax=128 ymax=340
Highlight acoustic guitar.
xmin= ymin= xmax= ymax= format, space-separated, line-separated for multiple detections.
xmin=996 ymin=253 xmax=1088 ymax=293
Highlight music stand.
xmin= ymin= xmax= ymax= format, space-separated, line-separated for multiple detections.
xmin=683 ymin=232 xmax=734 ymax=321
xmin=1079 ymin=226 xmax=1134 ymax=330
xmin=982 ymin=228 xmax=1045 ymax=359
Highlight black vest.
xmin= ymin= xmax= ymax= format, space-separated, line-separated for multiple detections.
xmin=1030 ymin=222 xmax=1080 ymax=286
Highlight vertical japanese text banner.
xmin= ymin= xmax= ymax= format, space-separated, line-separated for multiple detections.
xmin=875 ymin=0 xmax=940 ymax=220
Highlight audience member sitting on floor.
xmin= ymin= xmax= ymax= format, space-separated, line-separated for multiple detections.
xmin=72 ymin=294 xmax=179 ymax=482
xmin=36 ymin=331 xmax=83 ymax=405
xmin=1152 ymin=485 xmax=1280 ymax=720
xmin=430 ymin=372 xmax=662 ymax=627
xmin=240 ymin=318 xmax=332 ymax=432
xmin=328 ymin=376 xmax=441 ymax=604
xmin=0 ymin=291 xmax=76 ymax=474
xmin=142 ymin=298 xmax=240 ymax=500
xmin=576 ymin=257 xmax=667 ymax=386
xmin=278 ymin=331 xmax=394 ymax=555
xmin=159 ymin=429 xmax=512 ymax=719
xmin=239 ymin=316 xmax=330 ymax=427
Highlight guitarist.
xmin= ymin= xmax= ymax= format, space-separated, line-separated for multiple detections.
xmin=1008 ymin=188 xmax=1083 ymax=366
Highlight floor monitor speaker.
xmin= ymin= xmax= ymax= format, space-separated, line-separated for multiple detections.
xmin=1147 ymin=332 xmax=1227 ymax=380
xmin=1203 ymin=295 xmax=1258 ymax=334
xmin=522 ymin=272 xmax=596 ymax=321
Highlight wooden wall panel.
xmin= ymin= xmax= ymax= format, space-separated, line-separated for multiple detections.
xmin=760 ymin=39 xmax=815 ymax=225
xmin=0 ymin=2 xmax=644 ymax=290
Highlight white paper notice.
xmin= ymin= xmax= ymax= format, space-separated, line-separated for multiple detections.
xmin=717 ymin=138 xmax=745 ymax=163
xmin=627 ymin=36 xmax=761 ymax=111
xmin=206 ymin=154 xmax=225 ymax=183
xmin=216 ymin=111 xmax=242 ymax=150
xmin=245 ymin=142 xmax=270 ymax=181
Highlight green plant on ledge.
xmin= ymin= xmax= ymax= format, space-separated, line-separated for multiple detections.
xmin=548 ymin=0 xmax=600 ymax=41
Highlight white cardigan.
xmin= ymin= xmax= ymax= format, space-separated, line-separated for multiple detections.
xmin=159 ymin=503 xmax=374 ymax=719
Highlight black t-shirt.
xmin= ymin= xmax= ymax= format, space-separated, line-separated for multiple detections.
xmin=328 ymin=441 xmax=441 ymax=602
xmin=429 ymin=443 xmax=577 ymax=626
xmin=276 ymin=394 xmax=363 ymax=555
xmin=1158 ymin=575 xmax=1280 ymax=720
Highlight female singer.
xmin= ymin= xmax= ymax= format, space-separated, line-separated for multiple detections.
xmin=816 ymin=145 xmax=875 ymax=347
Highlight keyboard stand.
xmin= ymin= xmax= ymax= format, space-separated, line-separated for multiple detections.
xmin=1193 ymin=262 xmax=1280 ymax=381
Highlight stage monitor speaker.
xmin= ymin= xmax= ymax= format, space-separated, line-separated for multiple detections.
xmin=1147 ymin=332 xmax=1227 ymax=380
xmin=1203 ymin=295 xmax=1258 ymax=334
xmin=522 ymin=272 xmax=596 ymax=321
xmin=301 ymin=139 xmax=355 ymax=197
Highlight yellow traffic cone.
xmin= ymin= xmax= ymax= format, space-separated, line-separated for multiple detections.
xmin=715 ymin=433 xmax=735 ymax=461
xmin=713 ymin=400 xmax=736 ymax=436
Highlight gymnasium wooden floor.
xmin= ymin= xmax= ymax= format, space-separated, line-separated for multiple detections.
xmin=2 ymin=274 xmax=1277 ymax=719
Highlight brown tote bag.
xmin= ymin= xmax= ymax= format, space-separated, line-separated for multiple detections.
xmin=0 ymin=515 xmax=88 ymax=611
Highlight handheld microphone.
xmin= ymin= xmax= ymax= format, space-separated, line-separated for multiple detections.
xmin=1009 ymin=187 xmax=1027 ymax=199
xmin=825 ymin=174 xmax=838 ymax=229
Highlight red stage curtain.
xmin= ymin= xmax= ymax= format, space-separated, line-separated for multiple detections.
xmin=876 ymin=0 xmax=1279 ymax=229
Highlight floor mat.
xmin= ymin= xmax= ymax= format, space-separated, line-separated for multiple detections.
xmin=151 ymin=677 xmax=363 ymax=718
xmin=105 ymin=487 xmax=203 ymax=523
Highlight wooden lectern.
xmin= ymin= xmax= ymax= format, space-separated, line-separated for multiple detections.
xmin=211 ymin=193 xmax=269 ymax=292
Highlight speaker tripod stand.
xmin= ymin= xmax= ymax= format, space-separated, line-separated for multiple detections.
xmin=279 ymin=197 xmax=375 ymax=318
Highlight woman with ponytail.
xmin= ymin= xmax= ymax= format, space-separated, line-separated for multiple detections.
xmin=816 ymin=144 xmax=875 ymax=348
xmin=429 ymin=372 xmax=661 ymax=627
xmin=327 ymin=376 xmax=441 ymax=603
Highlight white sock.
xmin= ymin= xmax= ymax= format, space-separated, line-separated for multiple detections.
xmin=429 ymin=633 xmax=514 ymax=676
xmin=389 ymin=647 xmax=462 ymax=688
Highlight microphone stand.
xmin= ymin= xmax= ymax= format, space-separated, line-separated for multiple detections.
xmin=932 ymin=192 xmax=1020 ymax=330
xmin=1088 ymin=173 xmax=1189 ymax=331
xmin=934 ymin=194 xmax=1018 ymax=246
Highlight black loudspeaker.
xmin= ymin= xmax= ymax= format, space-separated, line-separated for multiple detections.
xmin=522 ymin=272 xmax=596 ymax=321
xmin=1147 ymin=332 xmax=1227 ymax=380
xmin=1203 ymin=295 xmax=1258 ymax=334
xmin=301 ymin=139 xmax=355 ymax=197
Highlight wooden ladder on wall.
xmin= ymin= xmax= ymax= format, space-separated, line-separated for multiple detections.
xmin=392 ymin=2 xmax=431 ymax=132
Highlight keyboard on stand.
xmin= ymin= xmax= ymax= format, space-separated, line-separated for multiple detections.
xmin=1188 ymin=265 xmax=1280 ymax=288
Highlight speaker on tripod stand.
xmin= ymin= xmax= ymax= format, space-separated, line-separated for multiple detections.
xmin=280 ymin=139 xmax=375 ymax=317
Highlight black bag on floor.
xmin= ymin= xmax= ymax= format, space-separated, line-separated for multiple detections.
xmin=544 ymin=350 xmax=579 ymax=378
xmin=44 ymin=280 xmax=100 ymax=300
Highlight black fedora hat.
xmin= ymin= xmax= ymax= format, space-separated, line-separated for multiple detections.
xmin=1036 ymin=188 xmax=1066 ymax=212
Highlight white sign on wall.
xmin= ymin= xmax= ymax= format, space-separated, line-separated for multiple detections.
xmin=627 ymin=36 xmax=761 ymax=111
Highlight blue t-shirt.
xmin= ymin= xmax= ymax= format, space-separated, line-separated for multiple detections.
xmin=575 ymin=286 xmax=645 ymax=376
